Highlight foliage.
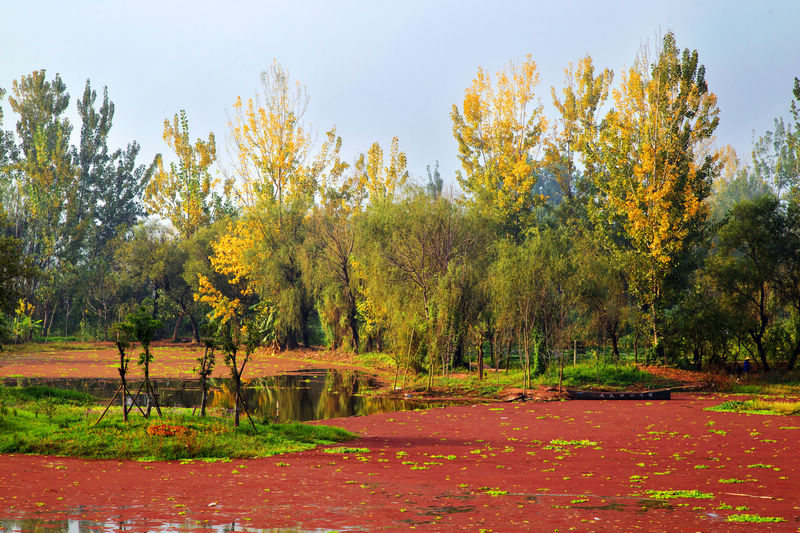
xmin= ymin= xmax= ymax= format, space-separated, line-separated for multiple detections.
xmin=451 ymin=55 xmax=547 ymax=234
xmin=144 ymin=110 xmax=230 ymax=238
xmin=593 ymin=32 xmax=719 ymax=357
xmin=646 ymin=489 xmax=714 ymax=500
xmin=725 ymin=514 xmax=785 ymax=523
xmin=3 ymin=38 xmax=800 ymax=382
xmin=11 ymin=298 xmax=40 ymax=343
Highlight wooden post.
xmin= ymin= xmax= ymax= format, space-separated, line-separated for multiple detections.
xmin=94 ymin=385 xmax=122 ymax=425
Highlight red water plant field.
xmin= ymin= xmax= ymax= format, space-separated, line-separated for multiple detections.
xmin=0 ymin=344 xmax=356 ymax=380
xmin=1 ymin=394 xmax=798 ymax=531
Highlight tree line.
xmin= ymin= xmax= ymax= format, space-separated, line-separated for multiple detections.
xmin=1 ymin=32 xmax=799 ymax=378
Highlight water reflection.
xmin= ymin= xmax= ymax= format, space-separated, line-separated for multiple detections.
xmin=2 ymin=369 xmax=432 ymax=422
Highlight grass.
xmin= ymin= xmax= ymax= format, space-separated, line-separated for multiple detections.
xmin=645 ymin=489 xmax=714 ymax=500
xmin=536 ymin=362 xmax=668 ymax=389
xmin=706 ymin=398 xmax=800 ymax=416
xmin=0 ymin=385 xmax=354 ymax=460
xmin=396 ymin=360 xmax=680 ymax=400
xmin=322 ymin=446 xmax=371 ymax=454
xmin=725 ymin=514 xmax=785 ymax=523
xmin=1 ymin=341 xmax=99 ymax=353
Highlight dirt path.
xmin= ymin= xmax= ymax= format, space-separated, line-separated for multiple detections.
xmin=1 ymin=394 xmax=797 ymax=531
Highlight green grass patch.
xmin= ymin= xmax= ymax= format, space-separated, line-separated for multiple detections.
xmin=1 ymin=341 xmax=98 ymax=353
xmin=726 ymin=514 xmax=785 ymax=523
xmin=544 ymin=439 xmax=598 ymax=449
xmin=0 ymin=386 xmax=354 ymax=460
xmin=534 ymin=362 xmax=673 ymax=390
xmin=706 ymin=398 xmax=800 ymax=416
xmin=322 ymin=446 xmax=370 ymax=454
xmin=645 ymin=489 xmax=714 ymax=500
xmin=0 ymin=385 xmax=94 ymax=406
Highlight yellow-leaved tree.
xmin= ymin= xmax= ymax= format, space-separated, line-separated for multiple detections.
xmin=144 ymin=110 xmax=230 ymax=238
xmin=547 ymin=55 xmax=613 ymax=199
xmin=451 ymin=55 xmax=547 ymax=235
xmin=201 ymin=61 xmax=346 ymax=349
xmin=227 ymin=60 xmax=317 ymax=219
xmin=595 ymin=32 xmax=720 ymax=357
xmin=354 ymin=137 xmax=409 ymax=206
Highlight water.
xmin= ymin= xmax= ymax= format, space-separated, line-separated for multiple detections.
xmin=1 ymin=369 xmax=430 ymax=423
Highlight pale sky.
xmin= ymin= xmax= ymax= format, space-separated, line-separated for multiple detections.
xmin=2 ymin=0 xmax=798 ymax=185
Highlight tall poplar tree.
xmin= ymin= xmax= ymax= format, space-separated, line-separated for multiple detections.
xmin=451 ymin=55 xmax=547 ymax=236
xmin=594 ymin=32 xmax=720 ymax=357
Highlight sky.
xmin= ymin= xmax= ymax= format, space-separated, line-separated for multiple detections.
xmin=1 ymin=0 xmax=799 ymax=186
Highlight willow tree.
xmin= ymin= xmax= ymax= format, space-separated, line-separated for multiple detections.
xmin=451 ymin=55 xmax=547 ymax=236
xmin=594 ymin=32 xmax=719 ymax=358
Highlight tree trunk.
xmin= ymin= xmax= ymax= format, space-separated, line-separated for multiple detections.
xmin=118 ymin=357 xmax=128 ymax=423
xmin=477 ymin=340 xmax=484 ymax=380
xmin=752 ymin=332 xmax=770 ymax=372
xmin=232 ymin=361 xmax=241 ymax=427
xmin=610 ymin=332 xmax=620 ymax=359
xmin=188 ymin=313 xmax=200 ymax=343
xmin=64 ymin=297 xmax=71 ymax=338
xmin=171 ymin=311 xmax=183 ymax=343
xmin=788 ymin=339 xmax=800 ymax=371
xmin=347 ymin=288 xmax=359 ymax=353
xmin=144 ymin=360 xmax=151 ymax=418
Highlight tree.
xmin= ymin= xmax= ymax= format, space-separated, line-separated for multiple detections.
xmin=709 ymin=146 xmax=770 ymax=221
xmin=547 ymin=55 xmax=613 ymax=200
xmin=308 ymin=148 xmax=362 ymax=351
xmin=228 ymin=60 xmax=315 ymax=215
xmin=451 ymin=55 xmax=547 ymax=235
xmin=196 ymin=262 xmax=272 ymax=427
xmin=711 ymin=195 xmax=783 ymax=372
xmin=570 ymin=227 xmax=630 ymax=360
xmin=354 ymin=138 xmax=408 ymax=206
xmin=219 ymin=63 xmax=345 ymax=348
xmin=128 ymin=305 xmax=163 ymax=417
xmin=594 ymin=32 xmax=720 ymax=358
xmin=0 ymin=208 xmax=34 ymax=344
xmin=359 ymin=194 xmax=484 ymax=386
xmin=751 ymin=117 xmax=798 ymax=198
xmin=144 ymin=110 xmax=228 ymax=239
xmin=8 ymin=71 xmax=76 ymax=271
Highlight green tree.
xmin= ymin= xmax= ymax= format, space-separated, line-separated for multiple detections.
xmin=710 ymin=195 xmax=783 ymax=372
xmin=751 ymin=117 xmax=798 ymax=198
xmin=0 ymin=208 xmax=34 ymax=342
xmin=709 ymin=146 xmax=770 ymax=221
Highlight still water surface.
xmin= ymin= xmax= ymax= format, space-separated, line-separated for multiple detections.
xmin=2 ymin=368 xmax=432 ymax=423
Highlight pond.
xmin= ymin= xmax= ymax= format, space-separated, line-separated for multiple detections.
xmin=1 ymin=368 xmax=433 ymax=423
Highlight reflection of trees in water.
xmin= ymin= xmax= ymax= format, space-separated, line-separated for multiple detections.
xmin=3 ymin=372 xmax=428 ymax=423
